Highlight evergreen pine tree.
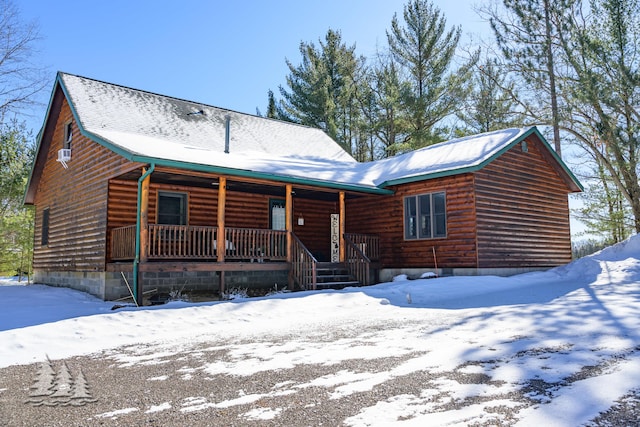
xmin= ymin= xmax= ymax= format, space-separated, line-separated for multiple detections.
xmin=369 ymin=55 xmax=410 ymax=157
xmin=386 ymin=0 xmax=475 ymax=151
xmin=279 ymin=29 xmax=362 ymax=152
xmin=555 ymin=0 xmax=640 ymax=232
xmin=486 ymin=0 xmax=572 ymax=156
xmin=457 ymin=57 xmax=519 ymax=134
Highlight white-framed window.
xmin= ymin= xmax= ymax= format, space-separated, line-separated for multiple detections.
xmin=157 ymin=191 xmax=188 ymax=225
xmin=63 ymin=121 xmax=73 ymax=150
xmin=404 ymin=192 xmax=446 ymax=240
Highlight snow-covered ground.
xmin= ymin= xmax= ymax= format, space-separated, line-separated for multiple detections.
xmin=1 ymin=236 xmax=640 ymax=425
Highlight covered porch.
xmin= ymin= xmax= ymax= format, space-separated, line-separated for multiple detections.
xmin=106 ymin=164 xmax=381 ymax=303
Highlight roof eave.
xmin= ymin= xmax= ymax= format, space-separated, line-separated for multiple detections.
xmin=71 ymin=124 xmax=390 ymax=195
xmin=129 ymin=154 xmax=393 ymax=195
xmin=379 ymin=126 xmax=583 ymax=192
xmin=24 ymin=72 xmax=66 ymax=205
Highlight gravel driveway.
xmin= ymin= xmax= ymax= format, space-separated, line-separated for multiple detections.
xmin=1 ymin=330 xmax=638 ymax=427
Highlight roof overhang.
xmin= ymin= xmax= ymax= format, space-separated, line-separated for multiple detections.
xmin=378 ymin=127 xmax=583 ymax=192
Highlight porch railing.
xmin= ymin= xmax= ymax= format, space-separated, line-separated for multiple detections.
xmin=111 ymin=225 xmax=137 ymax=260
xmin=290 ymin=233 xmax=317 ymax=290
xmin=225 ymin=228 xmax=287 ymax=261
xmin=344 ymin=233 xmax=380 ymax=261
xmin=111 ymin=225 xmax=287 ymax=261
xmin=148 ymin=225 xmax=218 ymax=259
xmin=344 ymin=234 xmax=373 ymax=286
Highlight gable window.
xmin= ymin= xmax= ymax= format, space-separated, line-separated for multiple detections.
xmin=42 ymin=208 xmax=50 ymax=246
xmin=157 ymin=191 xmax=187 ymax=225
xmin=404 ymin=192 xmax=446 ymax=240
xmin=63 ymin=121 xmax=73 ymax=150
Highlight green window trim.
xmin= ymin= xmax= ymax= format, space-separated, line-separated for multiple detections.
xmin=404 ymin=192 xmax=447 ymax=240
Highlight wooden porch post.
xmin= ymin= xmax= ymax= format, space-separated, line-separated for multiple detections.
xmin=217 ymin=177 xmax=227 ymax=295
xmin=339 ymin=191 xmax=346 ymax=263
xmin=286 ymin=184 xmax=293 ymax=263
xmin=140 ymin=168 xmax=150 ymax=263
xmin=136 ymin=167 xmax=151 ymax=305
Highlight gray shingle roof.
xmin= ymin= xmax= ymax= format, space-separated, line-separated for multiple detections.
xmin=60 ymin=72 xmax=356 ymax=163
xmin=52 ymin=72 xmax=581 ymax=193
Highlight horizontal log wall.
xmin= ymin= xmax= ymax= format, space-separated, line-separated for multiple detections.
xmin=291 ymin=198 xmax=336 ymax=261
xmin=346 ymin=174 xmax=478 ymax=269
xmin=475 ymin=137 xmax=572 ymax=267
xmin=106 ymin=178 xmax=332 ymax=261
xmin=33 ymin=93 xmax=137 ymax=272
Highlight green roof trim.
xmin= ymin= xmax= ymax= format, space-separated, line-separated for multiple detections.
xmin=32 ymin=73 xmax=579 ymax=201
xmin=56 ymin=72 xmax=391 ymax=196
xmin=129 ymin=154 xmax=393 ymax=195
xmin=378 ymin=127 xmax=583 ymax=191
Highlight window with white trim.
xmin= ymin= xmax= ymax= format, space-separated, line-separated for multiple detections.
xmin=404 ymin=192 xmax=446 ymax=239
xmin=157 ymin=191 xmax=187 ymax=225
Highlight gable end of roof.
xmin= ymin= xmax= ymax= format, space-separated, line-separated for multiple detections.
xmin=378 ymin=127 xmax=582 ymax=192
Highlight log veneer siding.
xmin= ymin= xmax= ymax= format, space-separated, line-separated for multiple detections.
xmin=347 ymin=174 xmax=478 ymax=269
xmin=106 ymin=179 xmax=335 ymax=261
xmin=32 ymin=95 xmax=135 ymax=271
xmin=347 ymin=137 xmax=574 ymax=270
xmin=474 ymin=137 xmax=572 ymax=267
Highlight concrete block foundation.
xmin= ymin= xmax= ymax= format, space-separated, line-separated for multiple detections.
xmin=34 ymin=269 xmax=290 ymax=301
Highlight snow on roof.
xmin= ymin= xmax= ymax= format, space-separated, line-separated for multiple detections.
xmin=58 ymin=73 xmax=560 ymax=191
xmin=60 ymin=72 xmax=356 ymax=163
xmin=367 ymin=128 xmax=532 ymax=186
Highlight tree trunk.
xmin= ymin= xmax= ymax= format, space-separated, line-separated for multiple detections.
xmin=543 ymin=0 xmax=562 ymax=157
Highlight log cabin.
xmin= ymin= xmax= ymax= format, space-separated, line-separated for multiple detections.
xmin=24 ymin=72 xmax=582 ymax=302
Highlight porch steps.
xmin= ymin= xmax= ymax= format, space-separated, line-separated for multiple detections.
xmin=314 ymin=262 xmax=360 ymax=289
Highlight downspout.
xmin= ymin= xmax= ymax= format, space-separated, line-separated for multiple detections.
xmin=133 ymin=163 xmax=155 ymax=304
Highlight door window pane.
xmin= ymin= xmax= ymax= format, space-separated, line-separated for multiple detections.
xmin=270 ymin=199 xmax=286 ymax=230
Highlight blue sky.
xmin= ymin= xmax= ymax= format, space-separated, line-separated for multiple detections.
xmin=17 ymin=1 xmax=590 ymax=237
xmin=20 ymin=0 xmax=489 ymax=131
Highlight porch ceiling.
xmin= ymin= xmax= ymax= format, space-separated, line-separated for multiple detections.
xmin=115 ymin=170 xmax=365 ymax=201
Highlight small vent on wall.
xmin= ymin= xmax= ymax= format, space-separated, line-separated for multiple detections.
xmin=57 ymin=148 xmax=71 ymax=169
